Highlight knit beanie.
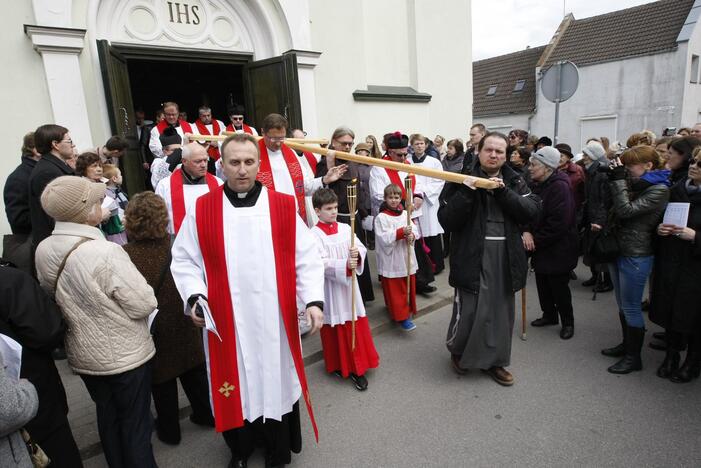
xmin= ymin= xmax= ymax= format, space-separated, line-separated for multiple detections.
xmin=531 ymin=146 xmax=561 ymax=169
xmin=582 ymin=141 xmax=607 ymax=163
xmin=41 ymin=176 xmax=106 ymax=224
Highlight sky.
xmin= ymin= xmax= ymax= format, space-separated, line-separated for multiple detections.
xmin=472 ymin=0 xmax=658 ymax=61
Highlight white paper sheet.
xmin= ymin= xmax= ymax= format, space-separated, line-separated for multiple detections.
xmin=147 ymin=308 xmax=159 ymax=330
xmin=663 ymin=202 xmax=690 ymax=227
xmin=0 ymin=334 xmax=23 ymax=380
xmin=196 ymin=297 xmax=221 ymax=342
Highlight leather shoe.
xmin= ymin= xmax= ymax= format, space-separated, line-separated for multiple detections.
xmin=228 ymin=457 xmax=247 ymax=468
xmin=531 ymin=317 xmax=558 ymax=327
xmin=417 ymin=285 xmax=437 ymax=294
xmin=560 ymin=326 xmax=574 ymax=340
xmin=189 ymin=413 xmax=215 ymax=428
xmin=451 ymin=354 xmax=468 ymax=375
xmin=481 ymin=366 xmax=514 ymax=386
xmin=581 ymin=276 xmax=597 ymax=287
xmin=649 ymin=340 xmax=667 ymax=351
xmin=350 ymin=373 xmax=368 ymax=391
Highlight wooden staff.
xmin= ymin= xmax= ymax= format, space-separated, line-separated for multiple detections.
xmin=221 ymin=131 xmax=329 ymax=145
xmin=521 ymin=287 xmax=527 ymax=340
xmin=404 ymin=176 xmax=413 ymax=305
xmin=184 ymin=134 xmax=500 ymax=189
xmin=346 ymin=180 xmax=358 ymax=351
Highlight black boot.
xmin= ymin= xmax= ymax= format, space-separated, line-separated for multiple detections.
xmin=608 ymin=326 xmax=644 ymax=374
xmin=656 ymin=350 xmax=680 ymax=378
xmin=601 ymin=314 xmax=627 ymax=357
xmin=670 ymin=352 xmax=701 ymax=383
xmin=582 ymin=275 xmax=597 ymax=287
xmin=593 ymin=272 xmax=613 ymax=293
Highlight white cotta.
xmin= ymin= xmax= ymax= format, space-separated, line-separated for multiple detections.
xmin=267 ymin=148 xmax=323 ymax=197
xmin=298 ymin=155 xmax=319 ymax=227
xmin=374 ymin=212 xmax=420 ymax=278
xmin=154 ymin=172 xmax=223 ymax=234
xmin=368 ymin=164 xmax=423 ymax=220
xmin=170 ymin=187 xmax=324 ymax=423
xmin=311 ymin=223 xmax=367 ymax=326
xmin=410 ymin=155 xmax=445 ymax=237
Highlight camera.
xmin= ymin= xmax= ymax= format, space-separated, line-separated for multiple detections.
xmin=662 ymin=127 xmax=677 ymax=137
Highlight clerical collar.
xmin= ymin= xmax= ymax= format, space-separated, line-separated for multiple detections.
xmin=224 ymin=180 xmax=262 ymax=207
xmin=181 ymin=167 xmax=205 ymax=185
xmin=315 ymin=221 xmax=338 ymax=235
xmin=413 ymin=153 xmax=427 ymax=164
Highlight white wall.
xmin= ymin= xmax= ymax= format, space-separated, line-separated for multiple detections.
xmin=308 ymin=0 xmax=472 ymax=143
xmin=681 ymin=19 xmax=701 ymax=126
xmin=476 ymin=114 xmax=532 ymax=135
xmin=530 ymin=51 xmax=686 ymax=149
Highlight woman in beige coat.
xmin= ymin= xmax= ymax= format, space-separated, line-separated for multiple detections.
xmin=34 ymin=176 xmax=158 ymax=468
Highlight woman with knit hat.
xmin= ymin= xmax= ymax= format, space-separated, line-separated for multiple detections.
xmin=34 ymin=176 xmax=158 ymax=468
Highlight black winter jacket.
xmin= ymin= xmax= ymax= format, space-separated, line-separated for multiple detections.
xmin=3 ymin=156 xmax=36 ymax=235
xmin=438 ymin=163 xmax=540 ymax=293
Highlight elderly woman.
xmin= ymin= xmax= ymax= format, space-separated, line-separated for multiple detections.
xmin=123 ymin=192 xmax=213 ymax=444
xmin=75 ymin=151 xmax=103 ymax=182
xmin=522 ymin=147 xmax=579 ymax=340
xmin=602 ymin=146 xmax=669 ymax=374
xmin=34 ymin=176 xmax=157 ymax=467
xmin=650 ymin=148 xmax=701 ymax=382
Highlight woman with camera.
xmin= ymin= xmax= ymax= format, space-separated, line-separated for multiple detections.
xmin=650 ymin=148 xmax=701 ymax=382
xmin=601 ymin=146 xmax=669 ymax=374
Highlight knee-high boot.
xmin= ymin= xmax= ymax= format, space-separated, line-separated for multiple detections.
xmin=608 ymin=326 xmax=644 ymax=374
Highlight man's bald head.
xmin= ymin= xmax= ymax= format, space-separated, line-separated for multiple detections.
xmin=181 ymin=142 xmax=207 ymax=160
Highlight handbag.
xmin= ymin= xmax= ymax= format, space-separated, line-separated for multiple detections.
xmin=589 ymin=214 xmax=620 ymax=263
xmin=20 ymin=429 xmax=50 ymax=468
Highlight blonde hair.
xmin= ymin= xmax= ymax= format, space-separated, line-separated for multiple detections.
xmin=102 ymin=164 xmax=120 ymax=180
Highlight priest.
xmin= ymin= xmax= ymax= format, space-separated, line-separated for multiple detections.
xmin=226 ymin=104 xmax=258 ymax=136
xmin=193 ymin=105 xmax=226 ymax=172
xmin=171 ymin=132 xmax=324 ymax=468
xmin=369 ymin=132 xmax=436 ymax=294
xmin=257 ymin=113 xmax=346 ymax=221
xmin=155 ymin=142 xmax=222 ymax=235
xmin=149 ymin=101 xmax=193 ymax=158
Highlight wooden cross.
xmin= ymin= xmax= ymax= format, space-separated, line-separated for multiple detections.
xmin=219 ymin=381 xmax=235 ymax=398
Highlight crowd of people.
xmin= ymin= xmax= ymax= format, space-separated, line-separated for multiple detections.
xmin=1 ymin=102 xmax=700 ymax=467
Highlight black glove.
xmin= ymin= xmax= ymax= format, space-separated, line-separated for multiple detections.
xmin=608 ymin=165 xmax=626 ymax=181
xmin=187 ymin=294 xmax=207 ymax=318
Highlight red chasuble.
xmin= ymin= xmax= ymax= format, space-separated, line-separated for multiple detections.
xmin=225 ymin=123 xmax=255 ymax=134
xmin=257 ymin=140 xmax=307 ymax=220
xmin=383 ymin=156 xmax=416 ymax=199
xmin=169 ymin=169 xmax=220 ymax=234
xmin=194 ymin=186 xmax=319 ymax=440
xmin=195 ymin=120 xmax=222 ymax=160
xmin=156 ymin=119 xmax=193 ymax=135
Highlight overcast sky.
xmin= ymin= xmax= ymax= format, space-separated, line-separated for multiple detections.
xmin=472 ymin=0 xmax=658 ymax=61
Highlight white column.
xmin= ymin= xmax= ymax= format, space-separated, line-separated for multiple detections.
xmin=25 ymin=25 xmax=93 ymax=150
xmin=291 ymin=50 xmax=322 ymax=137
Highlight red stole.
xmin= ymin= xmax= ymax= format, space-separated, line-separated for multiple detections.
xmin=156 ymin=119 xmax=193 ymax=135
xmin=195 ymin=120 xmax=222 ymax=161
xmin=195 ymin=186 xmax=319 ymax=440
xmin=257 ymin=140 xmax=307 ymax=220
xmin=383 ymin=156 xmax=416 ymax=199
xmin=170 ymin=168 xmax=219 ymax=234
xmin=225 ymin=123 xmax=255 ymax=134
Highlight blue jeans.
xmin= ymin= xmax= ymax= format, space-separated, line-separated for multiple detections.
xmin=608 ymin=256 xmax=653 ymax=329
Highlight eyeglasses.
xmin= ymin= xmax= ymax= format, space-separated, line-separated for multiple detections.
xmin=390 ymin=151 xmax=408 ymax=157
xmin=231 ymin=116 xmax=244 ymax=121
xmin=336 ymin=141 xmax=353 ymax=147
xmin=265 ymin=136 xmax=285 ymax=142
xmin=692 ymin=159 xmax=701 ymax=167
xmin=60 ymin=139 xmax=74 ymax=146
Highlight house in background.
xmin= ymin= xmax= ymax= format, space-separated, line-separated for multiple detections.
xmin=474 ymin=0 xmax=701 ymax=149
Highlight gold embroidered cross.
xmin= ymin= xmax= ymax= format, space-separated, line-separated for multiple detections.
xmin=219 ymin=381 xmax=235 ymax=398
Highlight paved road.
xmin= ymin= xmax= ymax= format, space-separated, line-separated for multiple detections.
xmin=80 ymin=263 xmax=701 ymax=467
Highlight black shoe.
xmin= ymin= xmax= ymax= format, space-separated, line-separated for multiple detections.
xmin=451 ymin=354 xmax=468 ymax=375
xmin=155 ymin=419 xmax=181 ymax=445
xmin=581 ymin=276 xmax=597 ymax=287
xmin=649 ymin=340 xmax=667 ymax=351
xmin=52 ymin=347 xmax=67 ymax=360
xmin=531 ymin=317 xmax=558 ymax=327
xmin=670 ymin=352 xmax=701 ymax=383
xmin=652 ymin=332 xmax=666 ymax=341
xmin=229 ymin=457 xmax=247 ymax=468
xmin=602 ymin=314 xmax=627 ymax=357
xmin=607 ymin=326 xmax=644 ymax=374
xmin=569 ymin=270 xmax=577 ymax=280
xmin=417 ymin=285 xmax=437 ymax=294
xmin=560 ymin=326 xmax=574 ymax=340
xmin=656 ymin=350 xmax=680 ymax=378
xmin=189 ymin=412 xmax=215 ymax=428
xmin=350 ymin=373 xmax=368 ymax=391
xmin=333 ymin=370 xmax=343 ymax=378
xmin=593 ymin=282 xmax=613 ymax=293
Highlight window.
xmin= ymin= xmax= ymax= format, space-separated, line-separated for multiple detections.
xmin=513 ymin=79 xmax=526 ymax=92
xmin=486 ymin=85 xmax=497 ymax=96
xmin=691 ymin=55 xmax=699 ymax=84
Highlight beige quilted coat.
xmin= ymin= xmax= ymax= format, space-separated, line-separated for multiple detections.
xmin=35 ymin=222 xmax=156 ymax=375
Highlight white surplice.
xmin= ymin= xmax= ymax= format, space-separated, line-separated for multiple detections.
xmin=374 ymin=211 xmax=420 ymax=278
xmin=155 ymin=171 xmax=223 ymax=234
xmin=311 ymin=223 xmax=367 ymax=326
xmin=266 ymin=147 xmax=323 ymax=197
xmin=409 ymin=154 xmax=445 ymax=237
xmin=368 ymin=164 xmax=423 ymax=220
xmin=170 ymin=187 xmax=324 ymax=423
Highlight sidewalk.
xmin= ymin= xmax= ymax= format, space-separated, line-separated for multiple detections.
xmin=64 ymin=250 xmax=454 ymax=461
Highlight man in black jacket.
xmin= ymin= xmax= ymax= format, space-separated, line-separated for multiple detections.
xmin=3 ymin=132 xmax=41 ymax=273
xmin=0 ymin=262 xmax=83 ymax=466
xmin=28 ymin=124 xmax=76 ymax=267
xmin=439 ymin=132 xmax=540 ymax=386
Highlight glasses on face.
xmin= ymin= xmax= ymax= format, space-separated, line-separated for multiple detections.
xmin=231 ymin=116 xmax=244 ymax=121
xmin=336 ymin=140 xmax=353 ymax=147
xmin=390 ymin=151 xmax=407 ymax=157
xmin=266 ymin=136 xmax=285 ymax=142
xmin=60 ymin=139 xmax=74 ymax=146
xmin=691 ymin=159 xmax=701 ymax=167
